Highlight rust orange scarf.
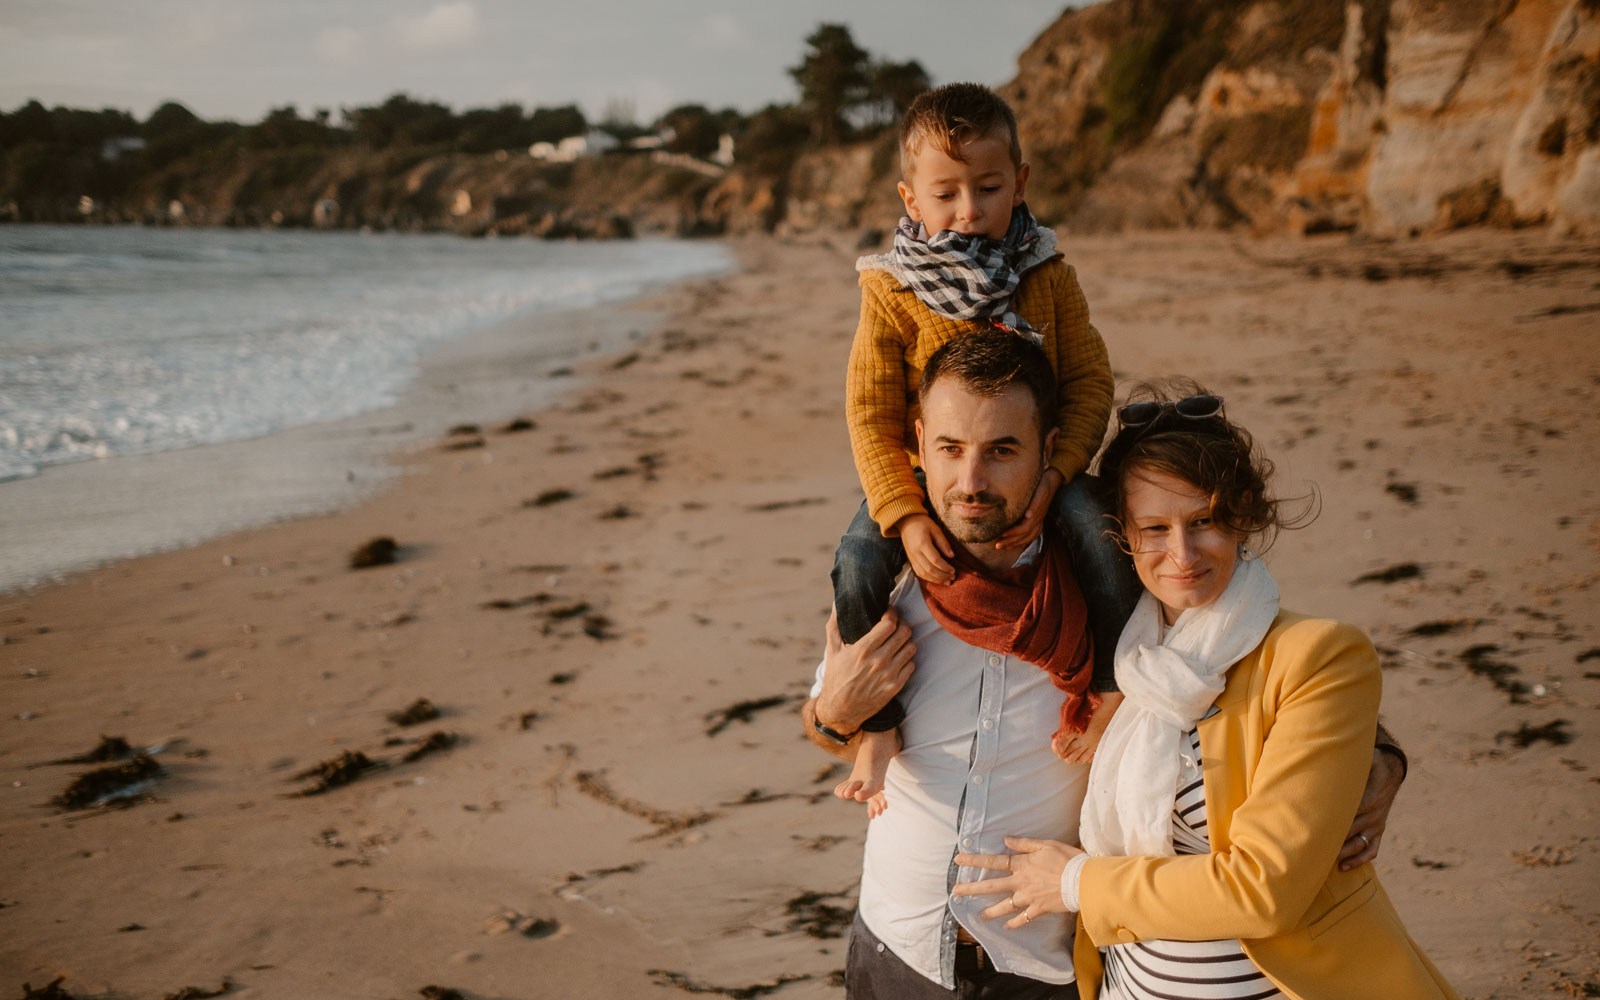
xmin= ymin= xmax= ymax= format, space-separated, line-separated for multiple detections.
xmin=918 ymin=532 xmax=1096 ymax=739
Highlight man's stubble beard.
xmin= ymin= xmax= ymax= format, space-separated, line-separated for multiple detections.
xmin=932 ymin=462 xmax=1046 ymax=545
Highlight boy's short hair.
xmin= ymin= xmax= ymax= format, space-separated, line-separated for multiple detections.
xmin=900 ymin=83 xmax=1023 ymax=177
xmin=919 ymin=330 xmax=1056 ymax=443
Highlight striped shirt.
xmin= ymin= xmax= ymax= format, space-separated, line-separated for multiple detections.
xmin=1100 ymin=727 xmax=1283 ymax=1000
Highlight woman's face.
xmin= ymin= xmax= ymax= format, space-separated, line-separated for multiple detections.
xmin=1122 ymin=467 xmax=1246 ymax=626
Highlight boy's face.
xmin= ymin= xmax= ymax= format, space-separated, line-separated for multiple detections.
xmin=897 ymin=132 xmax=1029 ymax=241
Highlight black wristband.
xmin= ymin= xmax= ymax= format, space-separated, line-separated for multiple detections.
xmin=1375 ymin=741 xmax=1408 ymax=781
xmin=813 ymin=717 xmax=858 ymax=746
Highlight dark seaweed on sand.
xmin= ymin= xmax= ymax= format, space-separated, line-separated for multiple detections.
xmin=500 ymin=417 xmax=536 ymax=433
xmin=442 ymin=436 xmax=486 ymax=451
xmin=350 ymin=537 xmax=398 ymax=569
xmin=783 ymin=888 xmax=856 ymax=939
xmin=546 ymin=601 xmax=592 ymax=620
xmin=582 ymin=614 xmax=619 ymax=641
xmin=1459 ymin=645 xmax=1530 ymax=702
xmin=1404 ymin=619 xmax=1470 ymax=638
xmin=19 ymin=976 xmax=76 ymax=999
xmin=402 ymin=731 xmax=457 ymax=763
xmin=746 ymin=497 xmax=828 ymax=512
xmin=53 ymin=754 xmax=162 ymax=810
xmin=648 ymin=970 xmax=811 ymax=999
xmin=703 ymin=694 xmax=802 ymax=736
xmin=447 ymin=424 xmax=481 ymax=436
xmin=388 ymin=698 xmax=441 ymax=727
xmin=1385 ymin=482 xmax=1420 ymax=505
xmin=525 ymin=488 xmax=576 ymax=507
xmin=419 ymin=987 xmax=467 ymax=1000
xmin=1351 ymin=563 xmax=1423 ymax=586
xmin=290 ymin=750 xmax=381 ymax=796
xmin=1496 ymin=719 xmax=1574 ymax=748
xmin=162 ymin=982 xmax=231 ymax=1000
xmin=481 ymin=593 xmax=553 ymax=610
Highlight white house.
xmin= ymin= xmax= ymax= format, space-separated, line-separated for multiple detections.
xmin=529 ymin=130 xmax=620 ymax=162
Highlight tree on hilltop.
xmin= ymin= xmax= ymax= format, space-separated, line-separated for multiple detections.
xmin=868 ymin=59 xmax=931 ymax=128
xmin=789 ymin=23 xmax=871 ymax=145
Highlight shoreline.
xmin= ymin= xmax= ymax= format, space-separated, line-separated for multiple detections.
xmin=0 ymin=278 xmax=685 ymax=596
xmin=1 ymin=230 xmax=1597 ymax=998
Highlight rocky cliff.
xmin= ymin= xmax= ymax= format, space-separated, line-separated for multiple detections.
xmin=1011 ymin=0 xmax=1600 ymax=235
xmin=772 ymin=0 xmax=1598 ymax=238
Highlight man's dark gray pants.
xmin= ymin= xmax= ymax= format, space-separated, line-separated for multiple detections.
xmin=844 ymin=916 xmax=1078 ymax=1000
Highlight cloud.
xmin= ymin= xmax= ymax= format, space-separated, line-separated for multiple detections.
xmin=313 ymin=26 xmax=362 ymax=64
xmin=395 ymin=1 xmax=478 ymax=52
xmin=703 ymin=14 xmax=739 ymax=47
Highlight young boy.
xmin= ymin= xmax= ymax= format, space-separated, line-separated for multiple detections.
xmin=826 ymin=83 xmax=1137 ymax=814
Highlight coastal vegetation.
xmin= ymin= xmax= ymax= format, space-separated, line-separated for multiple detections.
xmin=0 ymin=22 xmax=922 ymax=235
xmin=2 ymin=1 xmax=1594 ymax=237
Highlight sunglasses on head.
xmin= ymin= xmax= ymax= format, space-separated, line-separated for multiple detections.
xmin=1117 ymin=394 xmax=1225 ymax=428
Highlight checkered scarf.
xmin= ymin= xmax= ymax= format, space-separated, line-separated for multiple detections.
xmin=890 ymin=203 xmax=1041 ymax=334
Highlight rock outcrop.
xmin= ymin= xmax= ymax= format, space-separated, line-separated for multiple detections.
xmin=1000 ymin=0 xmax=1600 ymax=236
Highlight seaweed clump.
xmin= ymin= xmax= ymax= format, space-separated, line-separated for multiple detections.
xmin=53 ymin=754 xmax=163 ymax=810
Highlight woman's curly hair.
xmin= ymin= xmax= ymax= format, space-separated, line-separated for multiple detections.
xmin=1094 ymin=377 xmax=1316 ymax=554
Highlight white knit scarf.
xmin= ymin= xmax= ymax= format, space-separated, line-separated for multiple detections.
xmin=1078 ymin=552 xmax=1280 ymax=859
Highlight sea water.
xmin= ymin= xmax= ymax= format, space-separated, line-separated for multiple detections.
xmin=0 ymin=225 xmax=732 ymax=590
xmin=0 ymin=225 xmax=730 ymax=482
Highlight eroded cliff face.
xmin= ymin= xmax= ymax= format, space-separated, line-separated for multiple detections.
xmin=998 ymin=0 xmax=1599 ymax=236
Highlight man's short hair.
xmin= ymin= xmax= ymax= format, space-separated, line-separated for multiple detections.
xmin=919 ymin=330 xmax=1057 ymax=444
xmin=900 ymin=83 xmax=1023 ymax=176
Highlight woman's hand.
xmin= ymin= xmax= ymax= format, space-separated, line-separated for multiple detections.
xmin=952 ymin=836 xmax=1082 ymax=930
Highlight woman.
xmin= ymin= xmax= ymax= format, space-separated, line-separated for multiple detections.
xmin=952 ymin=384 xmax=1458 ymax=1000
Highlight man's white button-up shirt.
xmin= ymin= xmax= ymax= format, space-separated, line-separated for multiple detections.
xmin=812 ymin=546 xmax=1090 ymax=988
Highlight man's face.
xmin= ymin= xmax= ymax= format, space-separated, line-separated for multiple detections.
xmin=916 ymin=379 xmax=1056 ymax=546
xmin=897 ymin=133 xmax=1029 ymax=241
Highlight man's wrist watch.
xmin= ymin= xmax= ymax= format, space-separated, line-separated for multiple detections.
xmin=813 ymin=716 xmax=858 ymax=746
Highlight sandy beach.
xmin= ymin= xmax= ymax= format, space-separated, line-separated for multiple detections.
xmin=2 ymin=231 xmax=1598 ymax=999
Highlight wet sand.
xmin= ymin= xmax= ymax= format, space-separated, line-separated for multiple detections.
xmin=1 ymin=231 xmax=1597 ymax=999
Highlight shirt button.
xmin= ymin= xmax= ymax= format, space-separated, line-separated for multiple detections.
xmin=971 ymin=775 xmax=984 ymax=785
xmin=982 ymin=719 xmax=994 ymax=730
xmin=876 ymin=943 xmax=885 ymax=953
xmin=989 ymin=654 xmax=1001 ymax=666
xmin=962 ymin=837 xmax=973 ymax=848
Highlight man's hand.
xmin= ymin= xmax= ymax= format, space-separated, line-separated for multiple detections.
xmin=995 ymin=468 xmax=1062 ymax=551
xmin=809 ymin=609 xmax=916 ymax=748
xmin=899 ymin=513 xmax=955 ymax=585
xmin=1339 ymin=746 xmax=1405 ymax=870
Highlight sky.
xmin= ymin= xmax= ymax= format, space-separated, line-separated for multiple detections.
xmin=0 ymin=1 xmax=1083 ymax=126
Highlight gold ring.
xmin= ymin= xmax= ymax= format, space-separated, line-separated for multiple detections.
xmin=1358 ymin=833 xmax=1370 ymax=848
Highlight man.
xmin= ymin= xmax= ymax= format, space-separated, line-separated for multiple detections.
xmin=803 ymin=331 xmax=1404 ymax=999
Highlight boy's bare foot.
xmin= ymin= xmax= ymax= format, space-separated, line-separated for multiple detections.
xmin=833 ymin=728 xmax=899 ymax=812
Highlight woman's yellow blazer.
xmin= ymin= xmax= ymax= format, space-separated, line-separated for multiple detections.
xmin=1072 ymin=611 xmax=1460 ymax=1000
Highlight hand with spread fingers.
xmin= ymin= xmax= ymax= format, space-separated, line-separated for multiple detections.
xmin=952 ymin=836 xmax=1083 ymax=930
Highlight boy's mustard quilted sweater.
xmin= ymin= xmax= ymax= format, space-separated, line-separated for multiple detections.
xmin=847 ymin=243 xmax=1113 ymax=535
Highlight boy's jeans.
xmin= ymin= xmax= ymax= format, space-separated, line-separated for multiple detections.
xmin=830 ymin=474 xmax=1139 ymax=731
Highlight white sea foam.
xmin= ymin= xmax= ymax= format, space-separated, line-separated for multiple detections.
xmin=0 ymin=226 xmax=730 ymax=482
